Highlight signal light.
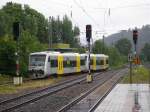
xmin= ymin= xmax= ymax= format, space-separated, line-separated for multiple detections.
xmin=86 ymin=25 xmax=92 ymax=42
xmin=13 ymin=22 xmax=20 ymax=41
xmin=133 ymin=29 xmax=138 ymax=45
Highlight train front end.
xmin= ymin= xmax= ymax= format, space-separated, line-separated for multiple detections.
xmin=28 ymin=52 xmax=46 ymax=78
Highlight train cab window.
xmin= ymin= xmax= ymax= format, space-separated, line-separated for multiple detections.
xmin=100 ymin=60 xmax=104 ymax=65
xmin=51 ymin=60 xmax=58 ymax=67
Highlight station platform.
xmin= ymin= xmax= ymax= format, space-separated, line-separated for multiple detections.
xmin=94 ymin=84 xmax=150 ymax=112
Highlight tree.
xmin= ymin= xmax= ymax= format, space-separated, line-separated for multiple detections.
xmin=19 ymin=31 xmax=47 ymax=75
xmin=92 ymin=39 xmax=108 ymax=54
xmin=107 ymin=47 xmax=125 ymax=67
xmin=0 ymin=2 xmax=81 ymax=76
xmin=0 ymin=35 xmax=16 ymax=75
xmin=92 ymin=39 xmax=126 ymax=67
xmin=141 ymin=43 xmax=150 ymax=62
xmin=62 ymin=15 xmax=73 ymax=45
xmin=115 ymin=38 xmax=132 ymax=56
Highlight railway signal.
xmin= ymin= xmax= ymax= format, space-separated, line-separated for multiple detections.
xmin=13 ymin=22 xmax=20 ymax=41
xmin=133 ymin=29 xmax=138 ymax=45
xmin=86 ymin=25 xmax=93 ymax=83
xmin=13 ymin=22 xmax=22 ymax=85
xmin=86 ymin=25 xmax=92 ymax=42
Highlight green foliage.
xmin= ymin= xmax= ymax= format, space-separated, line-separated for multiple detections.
xmin=107 ymin=47 xmax=126 ymax=67
xmin=92 ymin=39 xmax=126 ymax=68
xmin=93 ymin=40 xmax=108 ymax=54
xmin=141 ymin=43 xmax=150 ymax=62
xmin=115 ymin=38 xmax=132 ymax=56
xmin=51 ymin=15 xmax=80 ymax=47
xmin=19 ymin=31 xmax=47 ymax=76
xmin=0 ymin=35 xmax=16 ymax=75
xmin=0 ymin=2 xmax=81 ymax=76
xmin=122 ymin=66 xmax=150 ymax=83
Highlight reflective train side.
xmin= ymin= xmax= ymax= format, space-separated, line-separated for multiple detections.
xmin=28 ymin=51 xmax=109 ymax=78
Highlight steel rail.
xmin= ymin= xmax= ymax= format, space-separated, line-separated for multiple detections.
xmin=57 ymin=70 xmax=124 ymax=112
xmin=0 ymin=72 xmax=102 ymax=112
xmin=88 ymin=74 xmax=124 ymax=112
xmin=0 ymin=73 xmax=88 ymax=105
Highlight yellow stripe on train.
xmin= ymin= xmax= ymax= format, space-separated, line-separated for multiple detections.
xmin=93 ymin=55 xmax=96 ymax=70
xmin=76 ymin=54 xmax=81 ymax=72
xmin=57 ymin=54 xmax=64 ymax=75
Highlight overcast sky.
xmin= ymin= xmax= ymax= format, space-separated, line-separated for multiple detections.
xmin=0 ymin=0 xmax=150 ymax=43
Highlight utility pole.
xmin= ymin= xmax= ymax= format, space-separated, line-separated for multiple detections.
xmin=102 ymin=35 xmax=105 ymax=54
xmin=86 ymin=25 xmax=93 ymax=83
xmin=49 ymin=16 xmax=52 ymax=49
xmin=129 ymin=29 xmax=138 ymax=84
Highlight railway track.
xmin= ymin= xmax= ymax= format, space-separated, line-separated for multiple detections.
xmin=0 ymin=72 xmax=103 ymax=112
xmin=57 ymin=69 xmax=127 ymax=112
xmin=88 ymin=73 xmax=124 ymax=112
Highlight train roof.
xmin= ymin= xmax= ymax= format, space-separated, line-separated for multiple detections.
xmin=62 ymin=52 xmax=80 ymax=56
xmin=80 ymin=53 xmax=107 ymax=56
xmin=30 ymin=51 xmax=60 ymax=55
xmin=30 ymin=51 xmax=109 ymax=58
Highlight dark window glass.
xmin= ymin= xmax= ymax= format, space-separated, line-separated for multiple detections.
xmin=63 ymin=60 xmax=71 ymax=67
xmin=100 ymin=60 xmax=104 ymax=65
xmin=72 ymin=61 xmax=76 ymax=67
xmin=96 ymin=60 xmax=100 ymax=65
xmin=48 ymin=57 xmax=50 ymax=62
xmin=81 ymin=60 xmax=85 ymax=65
xmin=51 ymin=60 xmax=58 ymax=67
xmin=106 ymin=59 xmax=108 ymax=64
xmin=63 ymin=60 xmax=76 ymax=67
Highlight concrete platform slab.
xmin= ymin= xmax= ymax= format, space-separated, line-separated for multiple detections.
xmin=94 ymin=84 xmax=150 ymax=112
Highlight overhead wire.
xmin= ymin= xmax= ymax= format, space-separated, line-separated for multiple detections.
xmin=73 ymin=0 xmax=100 ymax=27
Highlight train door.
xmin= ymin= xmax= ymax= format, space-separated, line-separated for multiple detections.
xmin=93 ymin=55 xmax=96 ymax=70
xmin=57 ymin=55 xmax=64 ymax=75
xmin=76 ymin=54 xmax=80 ymax=72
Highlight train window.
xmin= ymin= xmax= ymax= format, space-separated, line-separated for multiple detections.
xmin=30 ymin=54 xmax=46 ymax=66
xmin=63 ymin=60 xmax=77 ymax=67
xmin=51 ymin=60 xmax=58 ymax=67
xmin=71 ymin=61 xmax=76 ymax=67
xmin=63 ymin=60 xmax=71 ymax=67
xmin=106 ymin=59 xmax=108 ymax=64
xmin=100 ymin=60 xmax=104 ymax=65
xmin=48 ymin=57 xmax=50 ymax=62
xmin=80 ymin=60 xmax=85 ymax=65
xmin=96 ymin=60 xmax=100 ymax=65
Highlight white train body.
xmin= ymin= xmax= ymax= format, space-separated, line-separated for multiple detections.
xmin=28 ymin=51 xmax=109 ymax=78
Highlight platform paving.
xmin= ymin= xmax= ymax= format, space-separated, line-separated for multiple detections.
xmin=94 ymin=84 xmax=150 ymax=112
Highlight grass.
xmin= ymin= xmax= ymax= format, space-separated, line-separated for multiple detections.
xmin=0 ymin=77 xmax=63 ymax=94
xmin=121 ymin=65 xmax=150 ymax=84
xmin=0 ymin=74 xmax=12 ymax=83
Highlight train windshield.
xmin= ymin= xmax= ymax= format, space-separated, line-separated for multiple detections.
xmin=30 ymin=54 xmax=46 ymax=66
